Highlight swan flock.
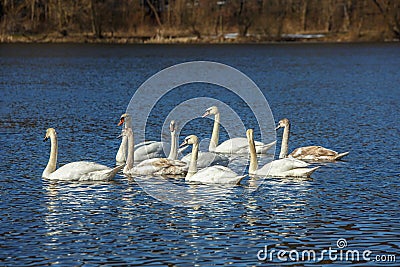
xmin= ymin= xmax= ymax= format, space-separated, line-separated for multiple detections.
xmin=43 ymin=106 xmax=348 ymax=183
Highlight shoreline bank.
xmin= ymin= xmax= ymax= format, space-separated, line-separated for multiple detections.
xmin=1 ymin=32 xmax=399 ymax=44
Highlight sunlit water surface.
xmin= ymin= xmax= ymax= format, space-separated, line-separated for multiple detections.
xmin=1 ymin=43 xmax=399 ymax=266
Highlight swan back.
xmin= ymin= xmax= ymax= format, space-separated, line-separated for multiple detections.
xmin=48 ymin=161 xmax=122 ymax=181
xmin=215 ymin=137 xmax=275 ymax=154
xmin=134 ymin=141 xmax=165 ymax=162
xmin=128 ymin=158 xmax=187 ymax=176
xmin=186 ymin=165 xmax=245 ymax=185
xmin=289 ymin=146 xmax=349 ymax=161
xmin=255 ymin=158 xmax=318 ymax=177
xmin=256 ymin=158 xmax=307 ymax=174
xmin=181 ymin=151 xmax=229 ymax=169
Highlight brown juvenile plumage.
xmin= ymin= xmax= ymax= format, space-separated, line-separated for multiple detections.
xmin=276 ymin=118 xmax=349 ymax=161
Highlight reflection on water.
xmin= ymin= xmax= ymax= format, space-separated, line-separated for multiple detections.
xmin=1 ymin=43 xmax=399 ymax=266
xmin=134 ymin=175 xmax=237 ymax=207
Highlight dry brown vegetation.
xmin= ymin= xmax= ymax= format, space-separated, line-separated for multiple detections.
xmin=0 ymin=0 xmax=399 ymax=43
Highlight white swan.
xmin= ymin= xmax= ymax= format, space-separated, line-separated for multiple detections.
xmin=180 ymin=135 xmax=246 ymax=184
xmin=123 ymin=122 xmax=188 ymax=176
xmin=276 ymin=118 xmax=349 ymax=161
xmin=247 ymin=129 xmax=319 ymax=177
xmin=202 ymin=106 xmax=275 ymax=154
xmin=42 ymin=128 xmax=123 ymax=181
xmin=116 ymin=113 xmax=165 ymax=165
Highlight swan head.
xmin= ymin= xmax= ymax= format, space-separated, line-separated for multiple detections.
xmin=180 ymin=135 xmax=198 ymax=147
xmin=276 ymin=118 xmax=290 ymax=130
xmin=169 ymin=120 xmax=176 ymax=133
xmin=202 ymin=106 xmax=219 ymax=117
xmin=118 ymin=113 xmax=132 ymax=127
xmin=246 ymin=128 xmax=254 ymax=141
xmin=44 ymin=128 xmax=56 ymax=142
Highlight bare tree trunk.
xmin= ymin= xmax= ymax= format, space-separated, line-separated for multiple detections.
xmin=89 ymin=0 xmax=100 ymax=37
xmin=146 ymin=0 xmax=162 ymax=28
xmin=56 ymin=0 xmax=62 ymax=31
xmin=343 ymin=0 xmax=351 ymax=32
xmin=146 ymin=0 xmax=163 ymax=38
xmin=371 ymin=0 xmax=400 ymax=38
xmin=301 ymin=0 xmax=309 ymax=31
xmin=190 ymin=0 xmax=201 ymax=38
xmin=357 ymin=0 xmax=367 ymax=37
xmin=277 ymin=0 xmax=287 ymax=38
xmin=30 ymin=0 xmax=35 ymax=22
xmin=167 ymin=1 xmax=171 ymax=27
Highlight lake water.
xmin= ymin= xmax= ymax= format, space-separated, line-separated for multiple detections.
xmin=1 ymin=43 xmax=399 ymax=266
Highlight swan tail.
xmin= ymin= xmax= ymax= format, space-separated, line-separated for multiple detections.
xmin=107 ymin=164 xmax=125 ymax=180
xmin=305 ymin=166 xmax=320 ymax=177
xmin=256 ymin=141 xmax=277 ymax=154
xmin=235 ymin=175 xmax=247 ymax=184
xmin=281 ymin=166 xmax=319 ymax=178
xmin=334 ymin=152 xmax=349 ymax=160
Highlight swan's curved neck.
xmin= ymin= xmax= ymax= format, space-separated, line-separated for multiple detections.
xmin=116 ymin=135 xmax=128 ymax=162
xmin=248 ymin=136 xmax=258 ymax=174
xmin=209 ymin=112 xmax=220 ymax=152
xmin=43 ymin=133 xmax=58 ymax=178
xmin=168 ymin=131 xmax=177 ymax=160
xmin=279 ymin=123 xmax=290 ymax=159
xmin=186 ymin=142 xmax=199 ymax=178
xmin=125 ymin=130 xmax=135 ymax=172
xmin=125 ymin=117 xmax=132 ymax=129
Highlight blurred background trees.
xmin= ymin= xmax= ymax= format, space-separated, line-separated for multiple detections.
xmin=0 ymin=0 xmax=398 ymax=42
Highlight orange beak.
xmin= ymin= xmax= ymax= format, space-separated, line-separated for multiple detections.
xmin=179 ymin=140 xmax=188 ymax=147
xmin=118 ymin=117 xmax=124 ymax=126
xmin=202 ymin=111 xmax=210 ymax=118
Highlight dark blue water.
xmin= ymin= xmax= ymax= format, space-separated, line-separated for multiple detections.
xmin=1 ymin=43 xmax=399 ymax=265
